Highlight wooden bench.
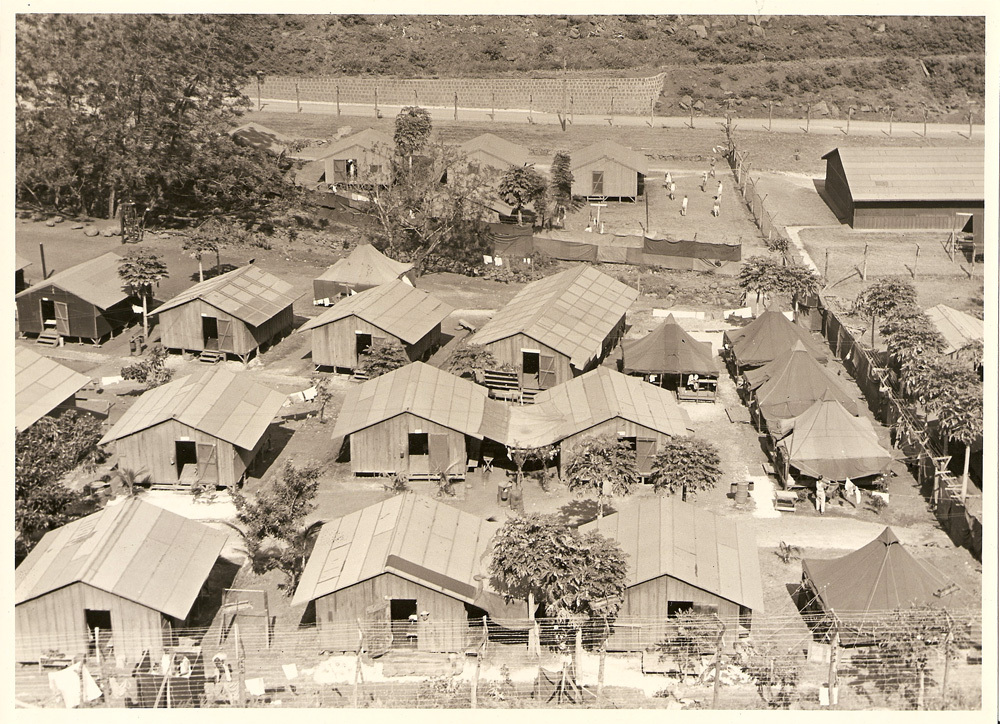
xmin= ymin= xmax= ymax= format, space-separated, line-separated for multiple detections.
xmin=774 ymin=490 xmax=798 ymax=513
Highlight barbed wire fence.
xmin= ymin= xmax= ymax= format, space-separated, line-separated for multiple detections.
xmin=15 ymin=608 xmax=981 ymax=710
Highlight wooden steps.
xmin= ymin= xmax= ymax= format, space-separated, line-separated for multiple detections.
xmin=36 ymin=331 xmax=61 ymax=347
xmin=198 ymin=349 xmax=226 ymax=364
xmin=352 ymin=368 xmax=370 ymax=382
xmin=519 ymin=388 xmax=541 ymax=405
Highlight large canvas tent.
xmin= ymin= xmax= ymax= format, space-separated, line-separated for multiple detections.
xmin=620 ymin=314 xmax=718 ymax=399
xmin=313 ymin=245 xmax=415 ymax=303
xmin=743 ymin=342 xmax=859 ymax=432
xmin=15 ymin=498 xmax=228 ymax=662
xmin=292 ymin=493 xmax=526 ymax=652
xmin=801 ymin=527 xmax=949 ymax=628
xmin=15 ymin=347 xmax=91 ymax=432
xmin=776 ymin=393 xmax=892 ymax=483
xmin=724 ymin=311 xmax=829 ymax=371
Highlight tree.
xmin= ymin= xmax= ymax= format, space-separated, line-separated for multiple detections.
xmin=16 ymin=15 xmax=293 ymax=223
xmin=446 ymin=341 xmax=498 ymax=380
xmin=880 ymin=307 xmax=946 ymax=382
xmin=15 ymin=410 xmax=104 ymax=556
xmin=310 ymin=376 xmax=334 ymax=422
xmin=854 ymin=277 xmax=919 ymax=347
xmin=737 ymin=256 xmax=782 ymax=307
xmin=121 ymin=344 xmax=173 ymax=389
xmin=648 ymin=437 xmax=722 ymax=502
xmin=549 ymin=152 xmax=574 ymax=227
xmin=183 ymin=236 xmax=221 ymax=282
xmin=932 ymin=382 xmax=983 ymax=499
xmin=498 ymin=165 xmax=547 ymax=226
xmin=113 ymin=467 xmax=151 ymax=497
xmin=777 ymin=262 xmax=821 ymax=303
xmin=118 ymin=250 xmax=168 ymax=340
xmin=563 ymin=434 xmax=639 ymax=519
xmin=656 ymin=610 xmax=723 ymax=682
xmin=903 ymin=356 xmax=979 ymax=408
xmin=357 ymin=339 xmax=409 ymax=378
xmin=394 ymin=106 xmax=432 ymax=169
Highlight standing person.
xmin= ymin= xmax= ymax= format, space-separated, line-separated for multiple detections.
xmin=712 ymin=198 xmax=721 ymax=217
xmin=717 ymin=180 xmax=723 ymax=198
xmin=709 ymin=158 xmax=717 ymax=178
xmin=669 ymin=181 xmax=676 ymax=200
xmin=700 ymin=171 xmax=708 ymax=192
xmin=664 ymin=171 xmax=673 ymax=187
xmin=680 ymin=195 xmax=688 ymax=216
xmin=815 ymin=477 xmax=827 ymax=515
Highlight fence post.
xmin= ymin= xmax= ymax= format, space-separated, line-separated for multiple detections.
xmin=827 ymin=621 xmax=839 ymax=708
xmin=861 ymin=243 xmax=869 ymax=280
xmin=940 ymin=613 xmax=954 ymax=707
xmin=824 ymin=249 xmax=830 ymax=280
xmin=471 ymin=616 xmax=487 ymax=708
xmin=234 ymin=623 xmax=246 ymax=707
xmin=912 ymin=244 xmax=920 ymax=279
xmin=454 ymin=92 xmax=458 ymax=120
xmin=711 ymin=616 xmax=726 ymax=709
xmin=336 ymin=86 xmax=340 ymax=116
xmin=597 ymin=620 xmax=609 ymax=704
xmin=295 ymin=83 xmax=300 ymax=113
xmin=352 ymin=623 xmax=363 ymax=707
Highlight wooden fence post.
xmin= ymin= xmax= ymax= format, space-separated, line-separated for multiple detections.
xmin=861 ymin=243 xmax=869 ymax=280
xmin=336 ymin=86 xmax=340 ymax=116
xmin=471 ymin=616 xmax=487 ymax=708
xmin=352 ymin=623 xmax=363 ymax=707
xmin=295 ymin=83 xmax=300 ymax=113
xmin=827 ymin=622 xmax=839 ymax=708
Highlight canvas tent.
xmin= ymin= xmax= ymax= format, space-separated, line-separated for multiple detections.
xmin=743 ymin=342 xmax=858 ymax=433
xmin=313 ymin=244 xmax=415 ymax=303
xmin=229 ymin=122 xmax=292 ymax=157
xmin=801 ymin=527 xmax=950 ymax=627
xmin=776 ymin=393 xmax=892 ymax=483
xmin=15 ymin=347 xmax=91 ymax=432
xmin=724 ymin=311 xmax=829 ymax=370
xmin=620 ymin=314 xmax=718 ymax=399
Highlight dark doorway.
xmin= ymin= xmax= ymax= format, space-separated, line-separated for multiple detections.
xmin=390 ymin=599 xmax=418 ymax=649
xmin=355 ymin=332 xmax=373 ymax=362
xmin=637 ymin=173 xmax=645 ymax=197
xmin=175 ymin=441 xmax=198 ymax=477
xmin=408 ymin=432 xmax=429 ymax=456
xmin=40 ymin=298 xmax=56 ymax=329
xmin=85 ymin=609 xmax=113 ymax=655
xmin=202 ymin=316 xmax=219 ymax=349
xmin=522 ymin=349 xmax=540 ymax=388
xmin=667 ymin=601 xmax=694 ymax=618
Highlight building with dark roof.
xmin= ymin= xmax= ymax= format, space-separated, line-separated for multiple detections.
xmin=15 ymin=498 xmax=228 ymax=661
xmin=821 ymin=147 xmax=984 ymax=240
xmin=155 ymin=264 xmax=297 ymax=363
xmin=15 ymin=252 xmax=136 ymax=343
xmin=301 ymin=280 xmax=453 ymax=370
xmin=99 ymin=368 xmax=287 ymax=488
xmin=15 ymin=347 xmax=91 ymax=432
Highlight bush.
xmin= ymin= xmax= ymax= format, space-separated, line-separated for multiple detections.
xmin=358 ymin=339 xmax=409 ymax=378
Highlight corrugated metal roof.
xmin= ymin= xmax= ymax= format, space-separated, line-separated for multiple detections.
xmin=506 ymin=367 xmax=693 ymax=448
xmin=99 ymin=368 xmax=286 ymax=449
xmin=153 ymin=264 xmax=296 ymax=326
xmin=16 ymin=254 xmax=32 ymax=271
xmin=331 ymin=362 xmax=497 ymax=440
xmin=570 ymin=140 xmax=649 ymax=175
xmin=293 ymin=493 xmax=501 ymax=606
xmin=315 ymin=128 xmax=393 ymax=161
xmin=301 ymin=280 xmax=453 ymax=344
xmin=924 ymin=304 xmax=984 ymax=355
xmin=468 ymin=266 xmax=638 ymax=369
xmin=581 ymin=497 xmax=764 ymax=610
xmin=15 ymin=498 xmax=227 ymax=619
xmin=315 ymin=244 xmax=414 ymax=287
xmin=16 ymin=252 xmax=128 ymax=309
xmin=822 ymin=147 xmax=984 ymax=202
xmin=459 ymin=133 xmax=531 ymax=168
xmin=15 ymin=347 xmax=91 ymax=432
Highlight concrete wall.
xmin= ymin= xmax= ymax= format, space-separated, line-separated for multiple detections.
xmin=249 ymin=73 xmax=666 ymax=115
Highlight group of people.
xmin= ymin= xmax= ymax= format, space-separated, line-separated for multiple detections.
xmin=663 ymin=159 xmax=723 ymax=218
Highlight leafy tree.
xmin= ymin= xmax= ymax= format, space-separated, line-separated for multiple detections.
xmin=777 ymin=262 xmax=821 ymax=303
xmin=310 ymin=376 xmax=335 ymax=422
xmin=880 ymin=307 xmax=946 ymax=381
xmin=15 ymin=410 xmax=105 ymax=555
xmin=113 ymin=467 xmax=151 ymax=496
xmin=446 ymin=341 xmax=498 ymax=379
xmin=903 ymin=356 xmax=979 ymax=408
xmin=648 ymin=437 xmax=722 ymax=502
xmin=549 ymin=152 xmax=574 ymax=226
xmin=738 ymin=641 xmax=800 ymax=709
xmin=498 ymin=165 xmax=547 ymax=226
xmin=854 ymin=277 xmax=919 ymax=347
xmin=737 ymin=256 xmax=782 ymax=307
xmin=394 ymin=106 xmax=433 ymax=169
xmin=121 ymin=344 xmax=173 ymax=389
xmin=932 ymin=382 xmax=983 ymax=498
xmin=231 ymin=461 xmax=322 ymax=593
xmin=357 ymin=339 xmax=409 ymax=378
xmin=564 ymin=434 xmax=639 ymax=519
xmin=656 ymin=611 xmax=723 ymax=682
xmin=183 ymin=236 xmax=221 ymax=282
xmin=118 ymin=250 xmax=168 ymax=340
xmin=16 ymin=15 xmax=292 ymax=223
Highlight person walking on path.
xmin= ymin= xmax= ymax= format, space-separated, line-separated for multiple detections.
xmin=815 ymin=477 xmax=827 ymax=514
xmin=700 ymin=171 xmax=708 ymax=192
xmin=664 ymin=171 xmax=672 ymax=187
xmin=709 ymin=158 xmax=717 ymax=178
xmin=680 ymin=195 xmax=688 ymax=216
xmin=669 ymin=181 xmax=676 ymax=200
xmin=712 ymin=198 xmax=721 ymax=217
xmin=717 ymin=181 xmax=723 ymax=198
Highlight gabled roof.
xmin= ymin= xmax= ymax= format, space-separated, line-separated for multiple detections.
xmin=924 ymin=304 xmax=984 ymax=355
xmin=459 ymin=133 xmax=531 ymax=168
xmin=507 ymin=367 xmax=693 ymax=448
xmin=725 ymin=311 xmax=829 ymax=367
xmin=15 ymin=347 xmax=91 ymax=432
xmin=622 ymin=314 xmax=717 ymax=376
xmin=778 ymin=393 xmax=892 ymax=481
xmin=469 ymin=266 xmax=638 ymax=369
xmin=301 ymin=280 xmax=453 ymax=344
xmin=16 ymin=254 xmax=32 ymax=271
xmin=229 ymin=122 xmax=291 ymax=156
xmin=15 ymin=498 xmax=227 ymax=619
xmin=293 ymin=493 xmax=503 ymax=606
xmin=570 ymin=140 xmax=649 ymax=175
xmin=331 ymin=362 xmax=498 ymax=440
xmin=821 ymin=146 xmax=984 ymax=203
xmin=315 ymin=244 xmax=414 ymax=288
xmin=744 ymin=343 xmax=858 ymax=421
xmin=581 ymin=497 xmax=764 ymax=611
xmin=153 ymin=264 xmax=297 ymax=327
xmin=99 ymin=368 xmax=286 ymax=449
xmin=16 ymin=252 xmax=128 ymax=309
xmin=802 ymin=527 xmax=949 ymax=618
xmin=317 ymin=128 xmax=393 ymax=160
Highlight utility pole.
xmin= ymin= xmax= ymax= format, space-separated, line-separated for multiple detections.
xmin=824 ymin=248 xmax=830 ymax=281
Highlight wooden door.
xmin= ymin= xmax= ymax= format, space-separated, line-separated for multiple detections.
xmin=636 ymin=438 xmax=657 ymax=477
xmin=539 ymin=354 xmax=557 ymax=389
xmin=217 ymin=319 xmax=234 ymax=352
xmin=196 ymin=443 xmax=218 ymax=484
xmin=428 ymin=433 xmax=451 ymax=475
xmin=54 ymin=302 xmax=70 ymax=335
xmin=591 ymin=171 xmax=604 ymax=196
xmin=408 ymin=433 xmax=429 ymax=475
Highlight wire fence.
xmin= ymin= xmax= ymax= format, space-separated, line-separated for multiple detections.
xmin=15 ymin=608 xmax=982 ymax=710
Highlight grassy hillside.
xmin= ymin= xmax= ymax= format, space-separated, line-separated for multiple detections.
xmin=246 ymin=15 xmax=984 ymax=121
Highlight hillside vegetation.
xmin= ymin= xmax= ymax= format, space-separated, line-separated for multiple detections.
xmin=247 ymin=15 xmax=985 ymax=121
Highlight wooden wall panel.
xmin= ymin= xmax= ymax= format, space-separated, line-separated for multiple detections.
xmin=482 ymin=333 xmax=574 ymax=387
xmin=350 ymin=413 xmax=467 ymax=476
xmin=571 ymin=159 xmax=639 ymax=198
xmin=16 ymin=286 xmax=99 ymax=339
xmin=114 ymin=419 xmax=239 ymax=487
xmin=312 ymin=316 xmax=439 ymax=369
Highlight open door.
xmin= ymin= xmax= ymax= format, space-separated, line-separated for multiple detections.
xmin=355 ymin=332 xmax=373 ymax=365
xmin=54 ymin=302 xmax=70 ymax=336
xmin=636 ymin=438 xmax=657 ymax=478
xmin=196 ymin=443 xmax=218 ymax=485
xmin=175 ymin=441 xmax=198 ymax=479
xmin=202 ymin=316 xmax=219 ymax=350
xmin=217 ymin=319 xmax=234 ymax=352
xmin=428 ymin=433 xmax=450 ymax=475
xmin=408 ymin=432 xmax=429 ymax=475
xmin=85 ymin=609 xmax=113 ymax=657
xmin=538 ymin=354 xmax=557 ymax=389
xmin=521 ymin=350 xmax=540 ymax=388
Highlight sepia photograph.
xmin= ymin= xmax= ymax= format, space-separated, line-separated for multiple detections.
xmin=7 ymin=3 xmax=994 ymax=714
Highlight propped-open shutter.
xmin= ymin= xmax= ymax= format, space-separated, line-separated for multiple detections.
xmin=217 ymin=319 xmax=234 ymax=351
xmin=428 ymin=433 xmax=451 ymax=475
xmin=54 ymin=302 xmax=70 ymax=335
xmin=333 ymin=159 xmax=347 ymax=181
xmin=373 ymin=335 xmax=388 ymax=348
xmin=636 ymin=438 xmax=657 ymax=476
xmin=363 ymin=600 xmax=392 ymax=656
xmin=196 ymin=443 xmax=218 ymax=484
xmin=539 ymin=354 xmax=557 ymax=389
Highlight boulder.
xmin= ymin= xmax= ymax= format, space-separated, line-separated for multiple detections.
xmin=810 ymin=101 xmax=830 ymax=117
xmin=101 ymin=226 xmax=121 ymax=237
xmin=750 ymin=24 xmax=766 ymax=38
xmin=828 ymin=103 xmax=841 ymax=119
xmin=679 ymin=94 xmax=693 ymax=109
xmin=71 ymin=223 xmax=84 ymax=230
xmin=52 ymin=215 xmax=64 ymax=224
xmin=876 ymin=22 xmax=886 ymax=33
xmin=692 ymin=99 xmax=705 ymax=111
xmin=45 ymin=219 xmax=57 ymax=227
xmin=568 ymin=26 xmax=580 ymax=39
xmin=688 ymin=24 xmax=708 ymax=39
xmin=83 ymin=225 xmax=100 ymax=237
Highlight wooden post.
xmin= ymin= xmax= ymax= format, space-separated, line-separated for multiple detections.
xmin=529 ymin=93 xmax=533 ymax=122
xmin=597 ymin=619 xmax=609 ymax=704
xmin=234 ymin=623 xmax=246 ymax=707
xmin=805 ymin=105 xmax=810 ymax=133
xmin=940 ymin=614 xmax=953 ymax=707
xmin=861 ymin=243 xmax=869 ymax=280
xmin=847 ymin=107 xmax=853 ymax=135
xmin=352 ymin=623 xmax=363 ymax=707
xmin=650 ymin=96 xmax=654 ymax=126
xmin=961 ymin=444 xmax=970 ymax=499
xmin=888 ymin=107 xmax=894 ymax=137
xmin=711 ymin=616 xmax=726 ymax=709
xmin=256 ymin=73 xmax=262 ymax=111
xmin=471 ymin=616 xmax=487 ymax=708
xmin=414 ymin=89 xmax=418 ymax=104
xmin=689 ymin=104 xmax=695 ymax=129
xmin=454 ymin=92 xmax=458 ymax=120
xmin=827 ymin=622 xmax=839 ymax=708
xmin=768 ymin=101 xmax=773 ymax=131
xmin=336 ymin=86 xmax=340 ymax=116
xmin=295 ymin=83 xmax=301 ymax=113
xmin=570 ymin=95 xmax=574 ymax=124
xmin=968 ymin=110 xmax=973 ymax=140
xmin=491 ymin=91 xmax=495 ymax=121
xmin=39 ymin=242 xmax=47 ymax=279
xmin=374 ymin=86 xmax=379 ymax=116
xmin=913 ymin=243 xmax=920 ymax=278
xmin=824 ymin=248 xmax=830 ymax=280
xmin=923 ymin=108 xmax=928 ymax=137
